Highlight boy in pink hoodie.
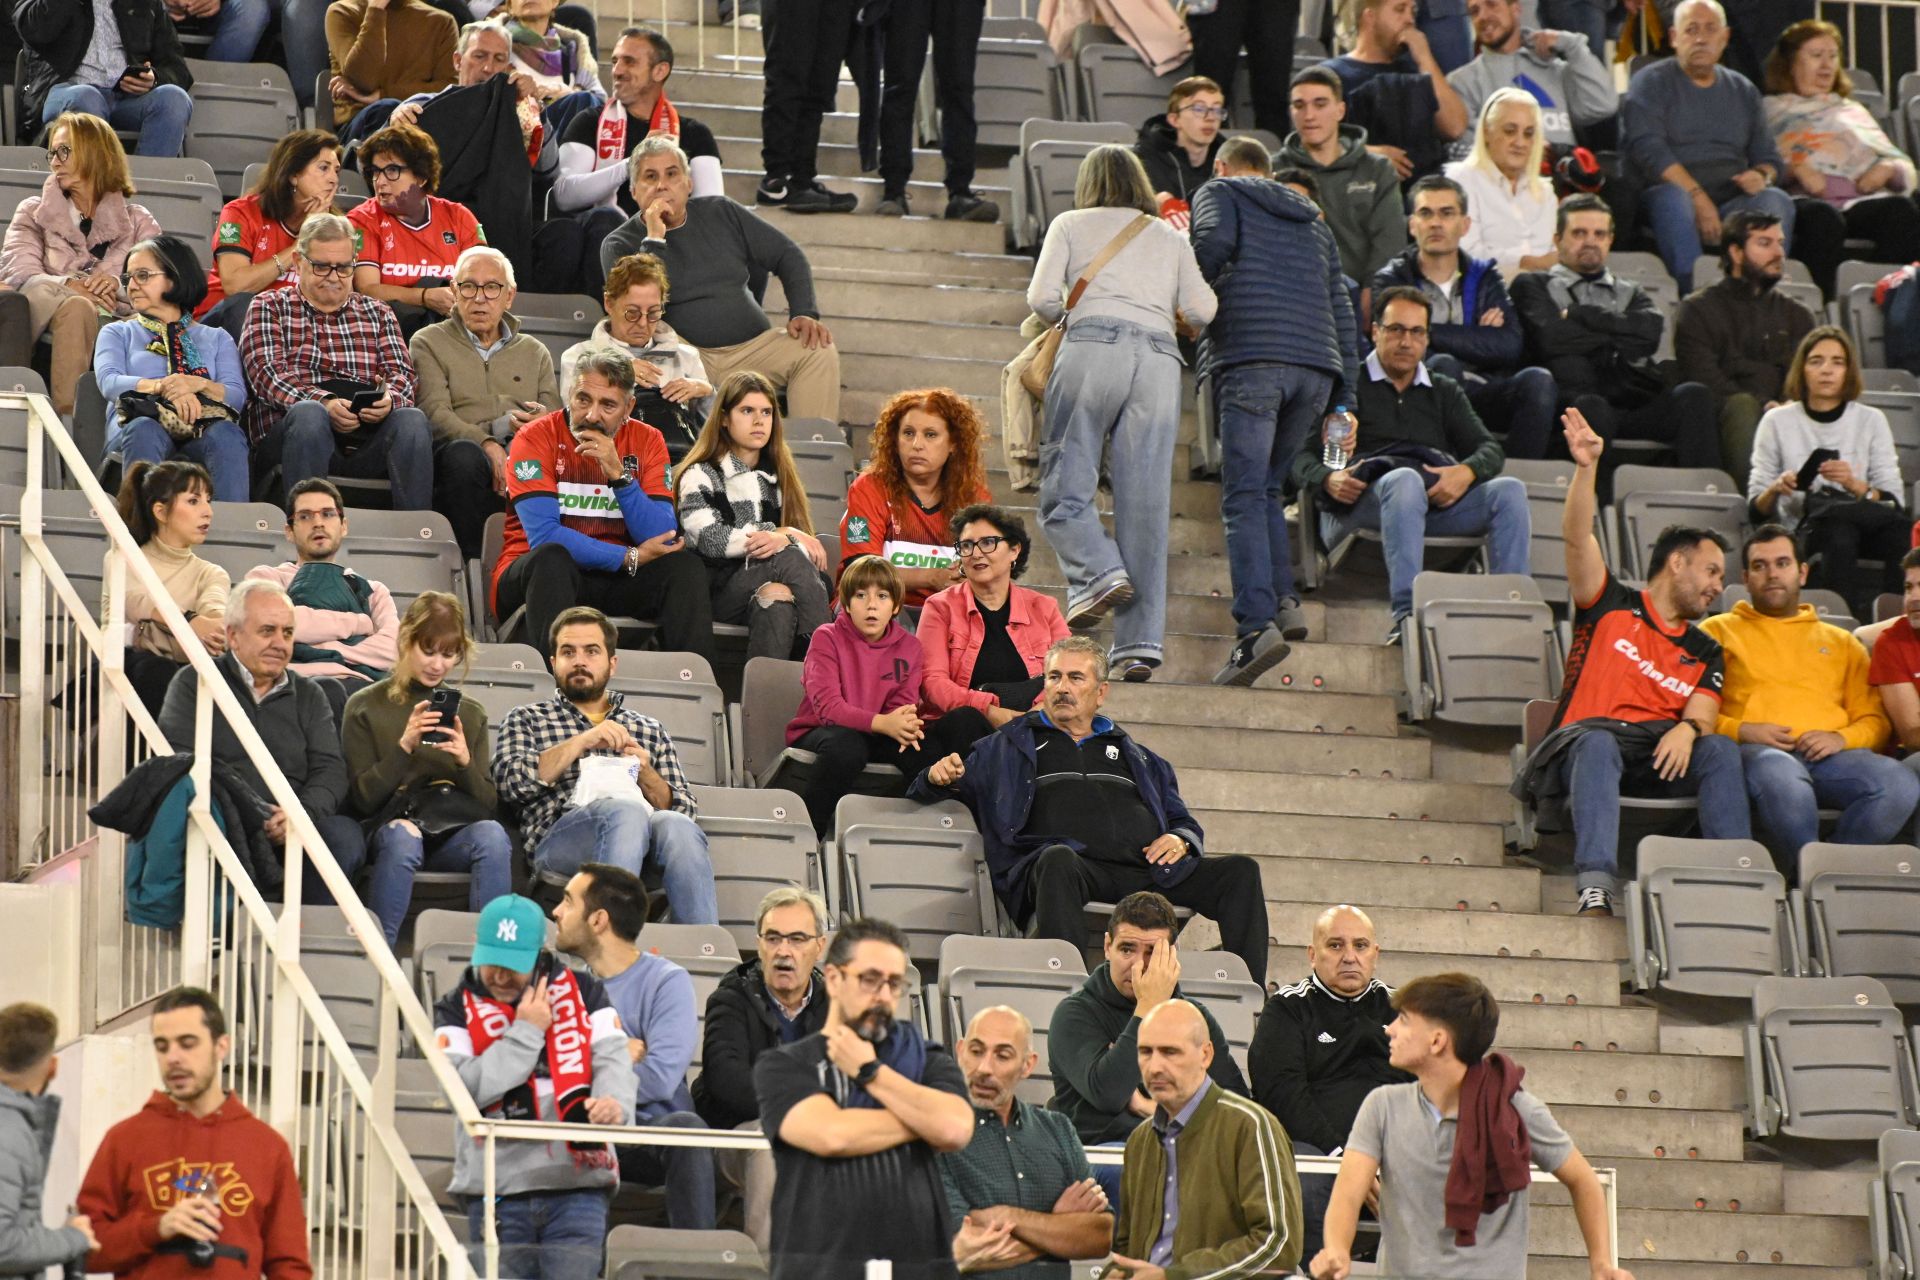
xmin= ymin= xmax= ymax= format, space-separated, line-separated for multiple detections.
xmin=785 ymin=556 xmax=995 ymax=833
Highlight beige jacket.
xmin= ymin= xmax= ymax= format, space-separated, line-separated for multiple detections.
xmin=409 ymin=313 xmax=561 ymax=446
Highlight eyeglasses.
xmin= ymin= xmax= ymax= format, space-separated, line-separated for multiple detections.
xmin=759 ymin=930 xmax=821 ymax=950
xmin=46 ymin=144 xmax=71 ymax=164
xmin=1180 ymin=104 xmax=1227 ymax=121
xmin=845 ymin=969 xmax=911 ymax=997
xmin=291 ymin=507 xmax=343 ymax=524
xmin=366 ymin=163 xmax=413 ymax=183
xmin=120 ymin=268 xmax=168 ymax=287
xmin=455 ymin=280 xmax=508 ymax=299
xmin=618 ymin=306 xmax=666 ymax=324
xmin=302 ymin=256 xmax=354 ymax=279
xmin=955 ymin=536 xmax=1006 ymax=556
xmin=1377 ymin=323 xmax=1429 ymax=339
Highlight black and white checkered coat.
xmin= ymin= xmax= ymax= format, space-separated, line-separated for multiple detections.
xmin=675 ymin=451 xmax=783 ymax=566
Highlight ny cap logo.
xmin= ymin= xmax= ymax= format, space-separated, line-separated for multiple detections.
xmin=496 ymin=919 xmax=518 ymax=942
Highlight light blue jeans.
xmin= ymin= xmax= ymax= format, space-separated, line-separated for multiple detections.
xmin=1038 ymin=316 xmax=1182 ymax=667
xmin=465 ymin=1189 xmax=606 ymax=1280
xmin=1319 ymin=470 xmax=1531 ymax=620
xmin=42 ymin=82 xmax=192 ymax=158
xmin=1643 ymin=182 xmax=1798 ymax=292
xmin=367 ymin=818 xmax=514 ymax=945
xmin=107 ymin=417 xmax=251 ymax=503
xmin=533 ymin=797 xmax=718 ymax=923
xmin=1741 ymin=744 xmax=1920 ymax=874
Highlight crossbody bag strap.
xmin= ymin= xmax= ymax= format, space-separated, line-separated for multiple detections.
xmin=1063 ymin=213 xmax=1154 ymax=313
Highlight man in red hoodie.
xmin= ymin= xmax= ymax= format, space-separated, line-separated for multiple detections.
xmin=77 ymin=987 xmax=311 ymax=1279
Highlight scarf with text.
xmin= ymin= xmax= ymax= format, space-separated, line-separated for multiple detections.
xmin=596 ymin=93 xmax=682 ymax=164
xmin=462 ymin=963 xmax=610 ymax=1164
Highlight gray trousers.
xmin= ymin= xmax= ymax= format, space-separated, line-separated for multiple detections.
xmin=712 ymin=542 xmax=833 ymax=660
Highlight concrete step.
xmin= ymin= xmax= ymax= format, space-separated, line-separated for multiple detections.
xmin=717 ymin=134 xmax=956 ymax=186
xmin=629 ymin=16 xmax=765 ymax=60
xmin=1123 ymin=634 xmax=1403 ymax=695
xmin=804 ymin=242 xmax=1035 ymax=286
xmin=1185 ymin=770 xmax=1508 ymax=827
xmin=1016 ymin=580 xmax=1398 ymax=646
xmin=771 ymin=276 xmax=1030 ymax=328
xmin=1249 ymin=855 xmax=1537 ymax=911
xmin=1325 ymin=950 xmax=1624 ymax=1008
xmin=1553 ymin=1102 xmax=1747 ymax=1161
xmin=694 ymin=101 xmax=865 ymax=150
xmin=1529 ymin=1154 xmax=1783 ymax=1212
xmin=721 ymin=166 xmax=1012 ymax=219
xmin=1199 ymin=810 xmax=1506 ymax=866
xmin=1267 ymin=902 xmax=1626 ymax=964
xmin=1521 ymin=1047 xmax=1745 ymax=1111
xmin=673 ymin=67 xmax=859 ymax=112
xmin=1127 ymin=724 xmax=1431 ymax=780
xmin=757 ymin=204 xmax=1007 ymax=254
xmin=1783 ymin=1163 xmax=1879 ymax=1216
xmin=1532 ymin=1261 xmax=1868 ymax=1280
xmin=1104 ymin=681 xmax=1400 ymax=737
xmin=1534 ymin=1204 xmax=1870 ymax=1269
xmin=768 ymin=308 xmax=1026 ymax=360
xmin=1494 ymin=1001 xmax=1662 ymax=1054
xmin=988 ymin=468 xmax=1231 ymax=523
xmin=839 ymin=351 xmax=1005 ymax=398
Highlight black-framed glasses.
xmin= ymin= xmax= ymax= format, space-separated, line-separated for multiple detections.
xmin=618 ymin=306 xmax=666 ymax=324
xmin=366 ymin=162 xmax=412 ymax=183
xmin=120 ymin=268 xmax=168 ymax=287
xmin=301 ymin=256 xmax=354 ymax=279
xmin=1377 ymin=323 xmax=1429 ymax=339
xmin=955 ymin=536 xmax=1006 ymax=556
xmin=759 ymin=930 xmax=821 ymax=950
xmin=46 ymin=144 xmax=71 ymax=164
xmin=455 ymin=280 xmax=507 ymax=299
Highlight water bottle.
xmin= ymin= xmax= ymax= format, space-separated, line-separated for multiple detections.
xmin=1322 ymin=405 xmax=1357 ymax=470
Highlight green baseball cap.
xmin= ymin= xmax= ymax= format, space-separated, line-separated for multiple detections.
xmin=472 ymin=895 xmax=546 ymax=974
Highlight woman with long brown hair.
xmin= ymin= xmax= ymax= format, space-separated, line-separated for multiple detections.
xmin=839 ymin=387 xmax=991 ymax=609
xmin=199 ymin=129 xmax=343 ymax=339
xmin=674 ymin=370 xmax=832 ymax=659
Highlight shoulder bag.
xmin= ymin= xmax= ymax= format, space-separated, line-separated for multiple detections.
xmin=1019 ymin=213 xmax=1154 ymax=399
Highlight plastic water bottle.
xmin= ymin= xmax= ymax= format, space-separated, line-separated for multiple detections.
xmin=1322 ymin=405 xmax=1357 ymax=470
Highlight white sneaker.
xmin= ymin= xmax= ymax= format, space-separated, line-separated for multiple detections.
xmin=1576 ymin=886 xmax=1613 ymax=917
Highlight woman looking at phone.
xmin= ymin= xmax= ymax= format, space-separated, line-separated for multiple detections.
xmin=1748 ymin=325 xmax=1904 ymax=617
xmin=342 ymin=591 xmax=511 ymax=945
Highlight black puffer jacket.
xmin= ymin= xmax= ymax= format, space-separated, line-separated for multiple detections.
xmin=1132 ymin=114 xmax=1221 ymax=204
xmin=12 ymin=0 xmax=191 ymax=141
xmin=1189 ymin=175 xmax=1359 ymax=391
xmin=690 ymin=957 xmax=828 ymax=1129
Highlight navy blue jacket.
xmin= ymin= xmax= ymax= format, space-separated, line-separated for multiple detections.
xmin=907 ymin=710 xmax=1205 ymax=916
xmin=1189 ymin=176 xmax=1360 ymax=396
xmin=1370 ymin=246 xmax=1524 ymax=373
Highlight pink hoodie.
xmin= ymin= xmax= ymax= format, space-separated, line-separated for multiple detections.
xmin=786 ymin=611 xmax=925 ymax=744
xmin=244 ymin=561 xmax=400 ymax=681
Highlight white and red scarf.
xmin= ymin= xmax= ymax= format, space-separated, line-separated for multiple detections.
xmin=462 ymin=964 xmax=609 ymax=1162
xmin=595 ymin=94 xmax=681 ymax=164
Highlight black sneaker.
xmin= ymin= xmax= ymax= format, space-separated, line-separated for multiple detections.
xmin=945 ymin=191 xmax=1000 ymax=223
xmin=755 ymin=176 xmax=792 ymax=207
xmin=1384 ymin=615 xmax=1407 ymax=646
xmin=802 ymin=181 xmax=858 ymax=213
xmin=1576 ymin=886 xmax=1614 ymax=917
xmin=1212 ymin=624 xmax=1290 ymax=687
xmin=1117 ymin=659 xmax=1155 ymax=682
xmin=875 ymin=192 xmax=910 ymax=217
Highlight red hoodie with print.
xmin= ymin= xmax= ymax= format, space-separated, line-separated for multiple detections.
xmin=76 ymin=1091 xmax=312 ymax=1279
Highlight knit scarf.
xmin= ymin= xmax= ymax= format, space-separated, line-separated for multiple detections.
xmin=134 ymin=313 xmax=209 ymax=379
xmin=462 ymin=964 xmax=610 ymax=1163
xmin=831 ymin=1018 xmax=929 ymax=1109
xmin=596 ymin=93 xmax=681 ymax=164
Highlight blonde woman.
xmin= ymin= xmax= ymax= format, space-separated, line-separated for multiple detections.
xmin=1445 ymin=88 xmax=1557 ymax=282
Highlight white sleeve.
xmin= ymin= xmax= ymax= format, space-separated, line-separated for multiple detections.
xmin=690 ymin=154 xmax=725 ymax=199
xmin=553 ymin=142 xmax=627 ymax=211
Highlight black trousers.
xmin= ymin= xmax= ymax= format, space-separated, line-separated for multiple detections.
xmin=794 ymin=706 xmax=991 ymax=834
xmin=1025 ymin=844 xmax=1270 ymax=985
xmin=877 ymin=0 xmax=985 ymax=198
xmin=495 ymin=540 xmax=716 ymax=663
xmin=1188 ymin=0 xmax=1299 ymax=136
xmin=1571 ymin=383 xmax=1721 ymax=472
xmin=532 ymin=206 xmax=627 ymax=300
xmin=1805 ymin=498 xmax=1911 ymax=619
xmin=1792 ymin=194 xmax=1920 ymax=301
xmin=761 ymin=0 xmax=860 ymax=185
xmin=433 ymin=438 xmax=502 ymax=562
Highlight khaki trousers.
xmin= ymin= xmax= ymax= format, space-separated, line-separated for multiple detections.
xmin=698 ymin=327 xmax=842 ymax=424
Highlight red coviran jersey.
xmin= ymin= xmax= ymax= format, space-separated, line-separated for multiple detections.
xmin=837 ymin=471 xmax=991 ymax=607
xmin=200 ymin=194 xmax=299 ymax=315
xmin=348 ymin=195 xmax=485 ymax=288
xmin=1551 ymin=574 xmax=1724 ymax=730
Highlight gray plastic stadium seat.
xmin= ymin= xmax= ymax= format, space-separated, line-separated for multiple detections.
xmin=1610 ymin=465 xmax=1747 ymax=580
xmin=1177 ymin=951 xmax=1265 ymax=1077
xmin=1865 ymin=392 xmax=1920 ymax=482
xmin=941 ymin=958 xmax=1083 ymax=1104
xmin=1838 ymin=260 xmax=1888 ymax=309
xmin=738 ymin=656 xmax=902 ymax=794
xmin=836 ymin=794 xmax=996 ymax=962
xmin=1865 ymin=370 xmax=1920 ymax=395
xmin=1871 ymin=1126 xmax=1920 ymax=1280
xmin=1626 ymin=836 xmax=1797 ymax=997
xmin=510 ymin=294 xmax=602 ymax=369
xmin=183 ymin=85 xmax=301 ymax=198
xmin=612 ymin=650 xmax=730 ymax=786
xmin=197 ymin=501 xmax=297 ymax=588
xmin=1502 ymin=459 xmax=1583 ymax=605
xmin=0 ymin=368 xmax=49 ymax=488
xmin=1744 ymin=975 xmax=1916 ymax=1140
xmin=1846 ymin=283 xmax=1889 ymax=369
xmin=412 ymin=908 xmax=485 ymax=1008
xmin=689 ymin=784 xmax=823 ymax=951
xmin=0 ymin=167 xmax=51 ymax=216
xmin=793 ymin=454 xmax=853 ymax=532
xmin=1077 ymin=43 xmax=1182 ymax=126
xmin=304 ymin=950 xmax=384 ymax=1056
xmin=606 ymin=1227 xmax=767 ymax=1280
xmin=1017 ymin=119 xmax=1133 ymax=246
xmin=1692 ymin=254 xmax=1815 ymax=292
xmin=1 ymin=488 xmax=115 ymax=643
xmin=1404 ymin=572 xmax=1558 ymax=725
xmin=459 ymin=659 xmax=550 ymax=760
xmin=1795 ymin=843 xmax=1920 ymax=1002
xmin=124 ymin=175 xmax=223 ymax=249
xmin=939 ymin=934 xmax=1085 ymax=986
xmin=975 ymin=39 xmax=1065 ymax=149
xmin=183 ymin=57 xmax=299 ymax=101
xmin=390 ymin=1058 xmax=459 ymax=1209
xmin=787 ymin=432 xmax=853 ymax=481
xmin=639 ymin=923 xmax=740 ymax=1076
xmin=1717 ymin=584 xmax=1857 ymax=628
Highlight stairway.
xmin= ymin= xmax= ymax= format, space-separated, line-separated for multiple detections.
xmin=596 ymin=23 xmax=1881 ymax=1275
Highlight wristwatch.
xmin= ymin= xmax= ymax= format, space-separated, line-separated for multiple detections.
xmin=608 ymin=473 xmax=633 ymax=490
xmin=854 ymin=1058 xmax=881 ymax=1086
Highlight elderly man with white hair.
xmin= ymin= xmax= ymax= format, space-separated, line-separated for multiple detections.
xmin=157 ymin=577 xmax=366 ymax=901
xmin=410 ymin=244 xmax=563 ymax=557
xmin=599 ymin=136 xmax=841 ymax=422
xmin=239 ymin=210 xmax=434 ymax=513
xmin=1621 ymin=0 xmax=1797 ymax=291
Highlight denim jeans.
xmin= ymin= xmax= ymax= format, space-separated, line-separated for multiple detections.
xmin=282 ymin=0 xmax=330 ymax=109
xmin=107 ymin=417 xmax=251 ymax=503
xmin=1740 ymin=744 xmax=1920 ymax=873
xmin=1293 ymin=1140 xmax=1335 ymax=1264
xmin=1538 ymin=0 xmax=1608 ymax=52
xmin=1215 ymin=362 xmax=1333 ymax=637
xmin=533 ymin=798 xmax=718 ymax=923
xmin=1318 ymin=470 xmax=1531 ymax=619
xmin=307 ymin=812 xmax=369 ymax=905
xmin=616 ymin=1110 xmax=719 ymax=1230
xmin=42 ymin=82 xmax=193 ymax=158
xmin=1038 ymin=316 xmax=1182 ymax=666
xmin=465 ymin=1189 xmax=607 ymax=1280
xmin=1643 ymin=182 xmax=1798 ymax=292
xmin=366 ymin=818 xmax=514 ymax=945
xmin=269 ymin=401 xmax=434 ymax=511
xmin=1561 ymin=729 xmax=1749 ymax=894
xmin=1088 ymin=1143 xmax=1124 ymax=1207
xmin=194 ymin=0 xmax=272 ymax=61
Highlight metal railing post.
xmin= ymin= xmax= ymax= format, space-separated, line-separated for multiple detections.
xmin=366 ymin=985 xmax=399 ymax=1276
xmin=17 ymin=421 xmax=45 ymax=865
xmin=181 ymin=679 xmax=216 ymax=989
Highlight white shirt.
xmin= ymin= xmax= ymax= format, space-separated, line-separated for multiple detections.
xmin=1445 ymin=160 xmax=1556 ymax=285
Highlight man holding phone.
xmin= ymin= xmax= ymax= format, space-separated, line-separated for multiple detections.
xmin=240 ymin=212 xmax=435 ymax=513
xmin=16 ymin=0 xmax=195 ymax=158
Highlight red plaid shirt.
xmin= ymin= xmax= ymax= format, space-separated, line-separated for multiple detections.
xmin=238 ymin=290 xmax=420 ymax=441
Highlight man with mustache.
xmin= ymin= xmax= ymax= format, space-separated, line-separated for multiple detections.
xmin=938 ymin=1006 xmax=1112 ymax=1277
xmin=911 ymin=635 xmax=1268 ymax=984
xmin=755 ymin=917 xmax=974 ymax=1280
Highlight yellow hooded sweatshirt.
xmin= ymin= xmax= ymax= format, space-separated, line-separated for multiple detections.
xmin=1699 ymin=601 xmax=1890 ymax=751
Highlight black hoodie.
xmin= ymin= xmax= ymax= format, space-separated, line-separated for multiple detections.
xmin=692 ymin=956 xmax=829 ymax=1129
xmin=1133 ymin=114 xmax=1223 ymax=204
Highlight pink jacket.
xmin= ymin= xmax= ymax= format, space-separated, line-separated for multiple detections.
xmin=916 ymin=582 xmax=1069 ymax=718
xmin=786 ymin=611 xmax=924 ymax=744
xmin=245 ymin=560 xmax=400 ymax=681
xmin=0 ymin=176 xmax=157 ymax=302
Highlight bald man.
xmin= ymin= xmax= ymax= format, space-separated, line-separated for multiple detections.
xmin=939 ymin=1008 xmax=1113 ymax=1278
xmin=1249 ymin=905 xmax=1408 ymax=1264
xmin=1108 ymin=1002 xmax=1302 ymax=1280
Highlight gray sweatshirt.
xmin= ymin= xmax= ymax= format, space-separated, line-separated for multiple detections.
xmin=1622 ymin=59 xmax=1783 ymax=199
xmin=1747 ymin=400 xmax=1904 ymax=527
xmin=1447 ymin=31 xmax=1618 ymax=149
xmin=0 ymin=1084 xmax=89 ymax=1279
xmin=1027 ymin=206 xmax=1217 ymax=337
xmin=1277 ymin=123 xmax=1408 ymax=279
xmin=600 ymin=196 xmax=821 ymax=350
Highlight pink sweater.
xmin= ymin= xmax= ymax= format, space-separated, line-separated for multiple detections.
xmin=916 ymin=582 xmax=1069 ymax=719
xmin=245 ymin=560 xmax=400 ymax=681
xmin=786 ymin=611 xmax=924 ymax=744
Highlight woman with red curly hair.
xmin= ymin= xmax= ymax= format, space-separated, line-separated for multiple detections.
xmin=839 ymin=387 xmax=992 ymax=608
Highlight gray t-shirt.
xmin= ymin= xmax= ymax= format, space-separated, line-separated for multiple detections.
xmin=1346 ymin=1081 xmax=1572 ymax=1279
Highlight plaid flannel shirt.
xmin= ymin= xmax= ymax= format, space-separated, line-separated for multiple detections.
xmin=491 ymin=690 xmax=698 ymax=848
xmin=239 ymin=289 xmax=420 ymax=442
